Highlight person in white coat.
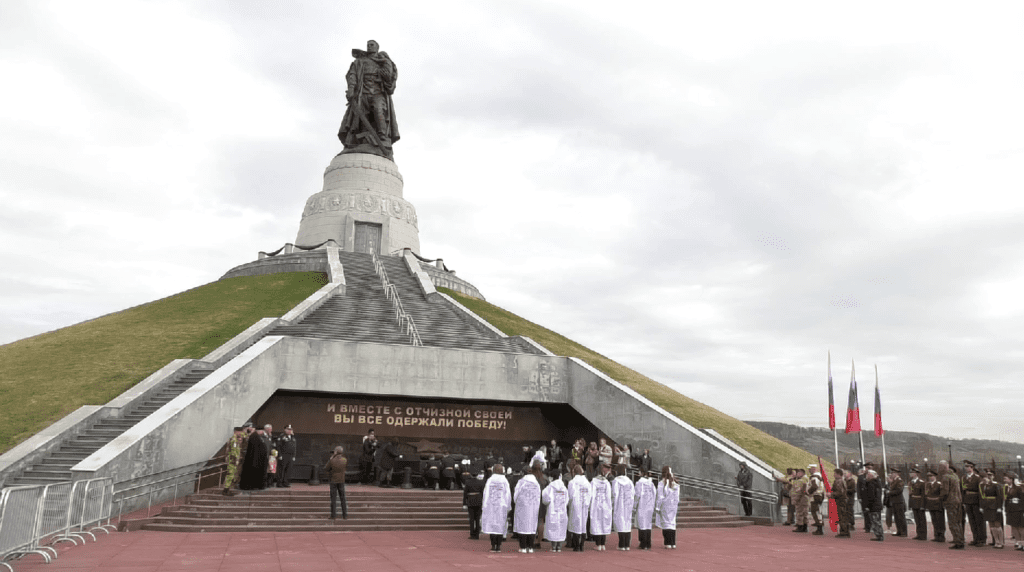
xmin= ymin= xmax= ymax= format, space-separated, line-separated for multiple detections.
xmin=612 ymin=464 xmax=636 ymax=550
xmin=481 ymin=463 xmax=512 ymax=553
xmin=589 ymin=463 xmax=614 ymax=550
xmin=655 ymin=465 xmax=680 ymax=549
xmin=513 ymin=464 xmax=543 ymax=553
xmin=634 ymin=471 xmax=657 ymax=549
xmin=542 ymin=471 xmax=570 ymax=552
xmin=567 ymin=465 xmax=592 ymax=551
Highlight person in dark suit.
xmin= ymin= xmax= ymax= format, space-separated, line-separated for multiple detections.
xmin=463 ymin=469 xmax=485 ymax=539
xmin=924 ymin=470 xmax=946 ymax=542
xmin=862 ymin=470 xmax=884 ymax=541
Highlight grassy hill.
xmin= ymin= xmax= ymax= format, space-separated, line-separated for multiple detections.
xmin=1 ymin=270 xmax=819 ymax=474
xmin=0 ymin=272 xmax=327 ymax=454
xmin=441 ymin=288 xmax=823 ymax=473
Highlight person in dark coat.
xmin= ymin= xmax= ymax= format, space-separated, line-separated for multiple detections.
xmin=463 ymin=469 xmax=485 ymax=539
xmin=441 ymin=452 xmax=458 ymax=490
xmin=376 ymin=438 xmax=399 ymax=487
xmin=907 ymin=468 xmax=928 ymax=540
xmin=736 ymin=462 xmax=753 ymax=516
xmin=275 ymin=425 xmax=297 ymax=488
xmin=862 ymin=470 xmax=884 ymax=541
xmin=360 ymin=429 xmax=378 ymax=484
xmin=885 ymin=467 xmax=908 ymax=536
xmin=423 ymin=455 xmax=441 ymax=489
xmin=238 ymin=427 xmax=270 ymax=491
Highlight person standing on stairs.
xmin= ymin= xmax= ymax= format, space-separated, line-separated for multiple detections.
xmin=276 ymin=425 xmax=297 ymax=488
xmin=222 ymin=426 xmax=245 ymax=496
xmin=325 ymin=446 xmax=349 ymax=521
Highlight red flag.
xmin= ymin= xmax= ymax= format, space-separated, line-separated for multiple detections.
xmin=873 ymin=369 xmax=883 ymax=437
xmin=827 ymin=352 xmax=835 ymax=430
xmin=818 ymin=456 xmax=838 ymax=532
xmin=845 ymin=361 xmax=861 ymax=433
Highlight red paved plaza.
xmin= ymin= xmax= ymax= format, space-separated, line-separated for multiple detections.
xmin=6 ymin=525 xmax=1022 ymax=572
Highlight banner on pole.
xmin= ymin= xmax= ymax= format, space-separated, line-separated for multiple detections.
xmin=818 ymin=456 xmax=838 ymax=533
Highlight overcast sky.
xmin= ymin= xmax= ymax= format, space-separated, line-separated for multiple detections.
xmin=2 ymin=1 xmax=1023 ymax=445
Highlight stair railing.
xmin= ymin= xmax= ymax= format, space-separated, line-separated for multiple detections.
xmin=369 ymin=245 xmax=423 ymax=347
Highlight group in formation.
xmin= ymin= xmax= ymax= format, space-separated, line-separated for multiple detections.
xmin=470 ymin=461 xmax=680 ymax=553
xmin=779 ymin=459 xmax=1024 ymax=552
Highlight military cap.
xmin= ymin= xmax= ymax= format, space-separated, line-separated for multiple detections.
xmin=927 ymin=470 xmax=937 ymax=476
xmin=909 ymin=468 xmax=920 ymax=474
xmin=242 ymin=421 xmax=254 ymax=428
xmin=963 ymin=460 xmax=975 ymax=467
xmin=285 ymin=424 xmax=293 ymax=430
xmin=889 ymin=466 xmax=901 ymax=473
xmin=233 ymin=426 xmax=243 ymax=431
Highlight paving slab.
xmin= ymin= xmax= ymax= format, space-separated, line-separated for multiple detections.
xmin=5 ymin=526 xmax=1022 ymax=571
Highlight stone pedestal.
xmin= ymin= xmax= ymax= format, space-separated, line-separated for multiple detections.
xmin=295 ymin=153 xmax=420 ymax=255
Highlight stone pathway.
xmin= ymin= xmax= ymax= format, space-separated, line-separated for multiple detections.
xmin=6 ymin=525 xmax=1022 ymax=571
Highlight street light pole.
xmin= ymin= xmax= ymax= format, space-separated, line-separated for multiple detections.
xmin=1017 ymin=455 xmax=1021 ymax=475
xmin=947 ymin=443 xmax=952 ymax=464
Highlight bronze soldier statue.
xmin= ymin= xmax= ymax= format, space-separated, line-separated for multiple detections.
xmin=338 ymin=40 xmax=400 ymax=160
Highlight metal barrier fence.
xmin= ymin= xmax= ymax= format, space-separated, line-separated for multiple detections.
xmin=0 ymin=478 xmax=113 ymax=571
xmin=1 ymin=459 xmax=224 ymax=570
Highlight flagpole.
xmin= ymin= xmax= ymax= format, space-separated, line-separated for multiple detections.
xmin=877 ymin=364 xmax=887 ymax=474
xmin=858 ymin=428 xmax=865 ymax=465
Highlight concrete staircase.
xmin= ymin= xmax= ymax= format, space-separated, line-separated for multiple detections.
xmin=271 ymin=252 xmax=542 ymax=355
xmin=138 ymin=486 xmax=752 ymax=532
xmin=4 ymin=367 xmax=214 ymax=486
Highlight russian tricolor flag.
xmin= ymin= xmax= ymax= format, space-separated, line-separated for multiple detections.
xmin=845 ymin=360 xmax=861 ymax=434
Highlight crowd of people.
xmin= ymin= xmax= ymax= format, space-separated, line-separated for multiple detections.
xmin=222 ymin=422 xmax=297 ymax=495
xmin=777 ymin=459 xmax=1024 ymax=552
xmin=473 ymin=460 xmax=680 ymax=553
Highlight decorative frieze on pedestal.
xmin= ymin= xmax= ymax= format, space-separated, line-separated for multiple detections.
xmin=295 ymin=153 xmax=420 ymax=255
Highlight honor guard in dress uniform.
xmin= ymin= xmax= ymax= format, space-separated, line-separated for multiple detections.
xmin=844 ymin=470 xmax=858 ymax=532
xmin=790 ymin=468 xmax=810 ymax=532
xmin=463 ymin=469 xmax=485 ymax=539
xmin=807 ymin=465 xmax=825 ymax=535
xmin=275 ymin=425 xmax=297 ymax=488
xmin=940 ymin=461 xmax=965 ymax=549
xmin=925 ymin=470 xmax=946 ymax=542
xmin=886 ymin=467 xmax=908 ymax=536
xmin=980 ymin=469 xmax=1005 ymax=548
xmin=831 ymin=468 xmax=851 ymax=537
xmin=222 ymin=426 xmax=245 ymax=495
xmin=908 ymin=468 xmax=928 ymax=540
xmin=960 ymin=460 xmax=985 ymax=545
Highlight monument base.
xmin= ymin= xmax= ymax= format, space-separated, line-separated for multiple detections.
xmin=295 ymin=153 xmax=420 ymax=255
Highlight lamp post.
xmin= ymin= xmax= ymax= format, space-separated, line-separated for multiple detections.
xmin=1017 ymin=455 xmax=1021 ymax=475
xmin=947 ymin=443 xmax=952 ymax=464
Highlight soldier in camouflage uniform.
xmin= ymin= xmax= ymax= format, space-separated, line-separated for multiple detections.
xmin=940 ymin=461 xmax=965 ymax=549
xmin=807 ymin=465 xmax=825 ymax=535
xmin=831 ymin=468 xmax=850 ymax=537
xmin=790 ymin=467 xmax=810 ymax=532
xmin=222 ymin=426 xmax=246 ymax=495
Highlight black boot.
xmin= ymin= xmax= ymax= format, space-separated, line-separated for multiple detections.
xmin=812 ymin=525 xmax=824 ymax=535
